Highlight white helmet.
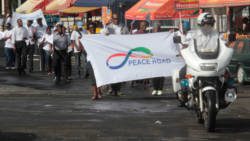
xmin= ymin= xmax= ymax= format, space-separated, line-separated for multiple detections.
xmin=197 ymin=12 xmax=215 ymax=26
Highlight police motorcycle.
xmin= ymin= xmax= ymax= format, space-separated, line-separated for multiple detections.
xmin=172 ymin=13 xmax=237 ymax=132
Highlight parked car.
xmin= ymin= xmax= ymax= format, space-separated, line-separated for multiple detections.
xmin=228 ymin=38 xmax=250 ymax=84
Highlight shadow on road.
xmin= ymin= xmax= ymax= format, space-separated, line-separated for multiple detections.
xmin=126 ymin=96 xmax=177 ymax=100
xmin=216 ymin=118 xmax=250 ymax=133
xmin=0 ymin=131 xmax=37 ymax=141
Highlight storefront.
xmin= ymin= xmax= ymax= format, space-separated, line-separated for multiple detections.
xmin=199 ymin=0 xmax=250 ymax=34
xmin=125 ymin=0 xmax=198 ymax=31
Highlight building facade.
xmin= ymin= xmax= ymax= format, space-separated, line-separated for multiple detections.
xmin=1 ymin=0 xmax=24 ymax=15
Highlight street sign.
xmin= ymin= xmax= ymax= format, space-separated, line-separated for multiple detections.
xmin=175 ymin=0 xmax=199 ymax=10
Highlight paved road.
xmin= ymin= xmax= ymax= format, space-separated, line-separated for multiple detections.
xmin=0 ymin=63 xmax=250 ymax=141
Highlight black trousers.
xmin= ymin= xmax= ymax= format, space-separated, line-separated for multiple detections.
xmin=26 ymin=44 xmax=35 ymax=71
xmin=39 ymin=47 xmax=46 ymax=71
xmin=82 ymin=51 xmax=89 ymax=78
xmin=66 ymin=52 xmax=72 ymax=77
xmin=152 ymin=77 xmax=165 ymax=90
xmin=74 ymin=52 xmax=82 ymax=76
xmin=111 ymin=83 xmax=122 ymax=94
xmin=53 ymin=50 xmax=68 ymax=79
xmin=15 ymin=41 xmax=27 ymax=71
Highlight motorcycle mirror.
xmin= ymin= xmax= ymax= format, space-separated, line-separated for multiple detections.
xmin=228 ymin=33 xmax=236 ymax=42
xmin=173 ymin=36 xmax=182 ymax=44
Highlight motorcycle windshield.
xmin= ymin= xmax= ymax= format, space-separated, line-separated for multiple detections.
xmin=194 ymin=38 xmax=219 ymax=60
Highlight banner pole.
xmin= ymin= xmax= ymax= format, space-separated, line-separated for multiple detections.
xmin=179 ymin=12 xmax=183 ymax=34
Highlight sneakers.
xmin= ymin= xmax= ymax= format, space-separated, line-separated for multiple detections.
xmin=53 ymin=77 xmax=60 ymax=84
xmin=152 ymin=90 xmax=163 ymax=96
xmin=152 ymin=90 xmax=157 ymax=96
xmin=157 ymin=90 xmax=163 ymax=96
xmin=11 ymin=67 xmax=16 ymax=70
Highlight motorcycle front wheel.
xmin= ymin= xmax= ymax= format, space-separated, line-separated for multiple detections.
xmin=203 ymin=90 xmax=217 ymax=132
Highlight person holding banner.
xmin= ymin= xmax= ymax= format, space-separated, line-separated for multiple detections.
xmin=151 ymin=23 xmax=165 ymax=96
xmin=26 ymin=19 xmax=36 ymax=73
xmin=101 ymin=14 xmax=128 ymax=35
xmin=134 ymin=21 xmax=148 ymax=34
xmin=101 ymin=13 xmax=128 ymax=96
xmin=132 ymin=21 xmax=150 ymax=89
xmin=36 ymin=18 xmax=47 ymax=72
xmin=12 ymin=19 xmax=28 ymax=75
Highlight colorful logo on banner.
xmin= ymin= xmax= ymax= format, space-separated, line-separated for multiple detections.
xmin=106 ymin=47 xmax=153 ymax=69
xmin=106 ymin=47 xmax=171 ymax=70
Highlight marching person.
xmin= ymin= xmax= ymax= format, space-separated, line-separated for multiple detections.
xmin=101 ymin=13 xmax=128 ymax=96
xmin=36 ymin=17 xmax=47 ymax=72
xmin=134 ymin=21 xmax=148 ymax=34
xmin=132 ymin=21 xmax=150 ymax=88
xmin=151 ymin=22 xmax=165 ymax=96
xmin=84 ymin=23 xmax=96 ymax=79
xmin=70 ymin=23 xmax=85 ymax=77
xmin=1 ymin=23 xmax=15 ymax=70
xmin=26 ymin=19 xmax=36 ymax=72
xmin=53 ymin=23 xmax=70 ymax=84
xmin=12 ymin=19 xmax=28 ymax=75
xmin=41 ymin=27 xmax=53 ymax=75
xmin=89 ymin=61 xmax=102 ymax=100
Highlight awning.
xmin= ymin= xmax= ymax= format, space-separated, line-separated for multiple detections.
xmin=16 ymin=0 xmax=51 ymax=14
xmin=73 ymin=0 xmax=138 ymax=7
xmin=125 ymin=0 xmax=197 ymax=20
xmin=199 ymin=0 xmax=250 ymax=8
xmin=45 ymin=0 xmax=77 ymax=14
xmin=60 ymin=7 xmax=100 ymax=14
xmin=73 ymin=0 xmax=108 ymax=7
xmin=154 ymin=0 xmax=197 ymax=20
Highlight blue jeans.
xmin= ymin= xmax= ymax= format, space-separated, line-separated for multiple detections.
xmin=4 ymin=48 xmax=15 ymax=67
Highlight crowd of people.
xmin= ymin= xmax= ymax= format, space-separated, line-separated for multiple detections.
xmin=0 ymin=13 xmax=170 ymax=101
xmin=1 ymin=17 xmax=90 ymax=79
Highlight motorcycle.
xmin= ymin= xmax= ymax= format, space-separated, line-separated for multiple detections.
xmin=172 ymin=33 xmax=237 ymax=132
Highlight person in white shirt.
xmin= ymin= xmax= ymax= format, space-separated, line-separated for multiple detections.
xmin=101 ymin=14 xmax=128 ymax=35
xmin=5 ymin=14 xmax=12 ymax=25
xmin=70 ymin=24 xmax=85 ymax=77
xmin=53 ymin=24 xmax=70 ymax=84
xmin=26 ymin=19 xmax=36 ymax=72
xmin=12 ymin=19 xmax=28 ymax=75
xmin=41 ymin=27 xmax=53 ymax=75
xmin=1 ymin=23 xmax=15 ymax=69
xmin=35 ymin=18 xmax=47 ymax=72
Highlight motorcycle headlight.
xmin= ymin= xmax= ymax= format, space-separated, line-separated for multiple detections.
xmin=200 ymin=63 xmax=218 ymax=71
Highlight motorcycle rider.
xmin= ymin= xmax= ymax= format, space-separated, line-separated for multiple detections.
xmin=177 ymin=12 xmax=231 ymax=107
xmin=178 ymin=12 xmax=219 ymax=79
xmin=182 ymin=12 xmax=218 ymax=53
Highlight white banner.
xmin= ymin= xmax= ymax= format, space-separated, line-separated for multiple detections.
xmin=81 ymin=32 xmax=185 ymax=87
xmin=12 ymin=9 xmax=47 ymax=27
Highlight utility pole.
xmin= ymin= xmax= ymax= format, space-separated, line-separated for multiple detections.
xmin=1 ymin=0 xmax=10 ymax=15
xmin=1 ymin=0 xmax=5 ymax=15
